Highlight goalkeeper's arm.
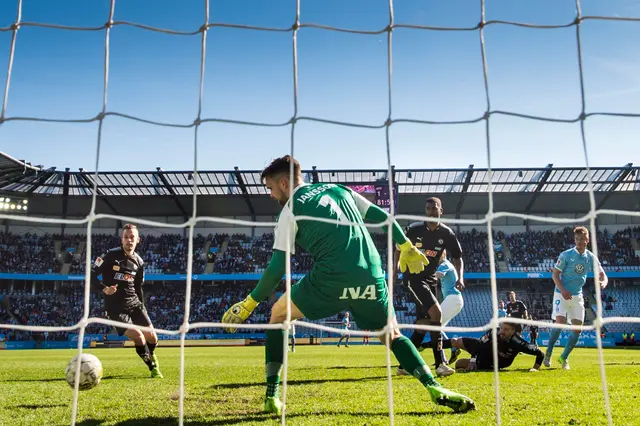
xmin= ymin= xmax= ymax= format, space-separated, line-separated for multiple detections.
xmin=221 ymin=250 xmax=286 ymax=332
xmin=349 ymin=189 xmax=428 ymax=274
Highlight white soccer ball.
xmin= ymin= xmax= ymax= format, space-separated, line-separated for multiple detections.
xmin=65 ymin=353 xmax=103 ymax=391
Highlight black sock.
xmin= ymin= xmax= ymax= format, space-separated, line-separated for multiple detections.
xmin=147 ymin=342 xmax=157 ymax=356
xmin=409 ymin=330 xmax=426 ymax=348
xmin=135 ymin=344 xmax=155 ymax=370
xmin=429 ymin=325 xmax=446 ymax=368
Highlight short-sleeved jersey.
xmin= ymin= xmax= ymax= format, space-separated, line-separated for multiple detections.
xmin=554 ymin=247 xmax=602 ymax=296
xmin=474 ymin=330 xmax=544 ymax=369
xmin=506 ymin=300 xmax=528 ymax=319
xmin=342 ymin=316 xmax=350 ymax=330
xmin=403 ymin=222 xmax=462 ymax=282
xmin=436 ymin=259 xmax=460 ymax=299
xmin=91 ymin=247 xmax=145 ymax=309
xmin=273 ymin=183 xmax=382 ymax=284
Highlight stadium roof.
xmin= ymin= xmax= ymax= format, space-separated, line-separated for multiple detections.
xmin=1 ymin=152 xmax=638 ymax=218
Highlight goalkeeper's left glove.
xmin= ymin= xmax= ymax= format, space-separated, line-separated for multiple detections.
xmin=222 ymin=295 xmax=259 ymax=333
xmin=397 ymin=240 xmax=429 ymax=274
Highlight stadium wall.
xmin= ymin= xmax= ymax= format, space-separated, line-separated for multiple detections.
xmin=0 ymin=330 xmax=626 ymax=350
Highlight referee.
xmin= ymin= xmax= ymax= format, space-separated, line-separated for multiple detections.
xmin=395 ymin=197 xmax=465 ymax=377
xmin=91 ymin=223 xmax=163 ymax=379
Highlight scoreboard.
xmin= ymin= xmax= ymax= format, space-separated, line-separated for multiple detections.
xmin=374 ymin=183 xmax=399 ymax=213
xmin=347 ymin=182 xmax=399 ymax=213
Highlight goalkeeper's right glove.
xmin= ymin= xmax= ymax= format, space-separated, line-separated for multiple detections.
xmin=397 ymin=240 xmax=429 ymax=274
xmin=222 ymin=295 xmax=259 ymax=333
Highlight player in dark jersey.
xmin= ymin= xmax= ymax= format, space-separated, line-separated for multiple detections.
xmin=395 ymin=197 xmax=465 ymax=378
xmin=427 ymin=322 xmax=544 ymax=372
xmin=91 ymin=224 xmax=163 ymax=378
xmin=506 ymin=291 xmax=528 ymax=319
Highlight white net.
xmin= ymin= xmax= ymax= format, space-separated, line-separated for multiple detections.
xmin=0 ymin=0 xmax=639 ymax=425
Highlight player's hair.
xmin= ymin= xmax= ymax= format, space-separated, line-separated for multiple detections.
xmin=122 ymin=223 xmax=138 ymax=233
xmin=425 ymin=197 xmax=442 ymax=207
xmin=260 ymin=155 xmax=301 ymax=184
xmin=573 ymin=226 xmax=589 ymax=237
xmin=503 ymin=321 xmax=522 ymax=333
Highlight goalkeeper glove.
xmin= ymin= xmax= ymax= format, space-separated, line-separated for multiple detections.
xmin=222 ymin=295 xmax=259 ymax=333
xmin=397 ymin=240 xmax=429 ymax=274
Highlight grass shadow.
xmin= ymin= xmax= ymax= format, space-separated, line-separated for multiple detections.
xmin=76 ymin=409 xmax=455 ymax=426
xmin=210 ymin=375 xmax=389 ymax=390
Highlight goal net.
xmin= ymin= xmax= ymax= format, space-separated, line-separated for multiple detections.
xmin=1 ymin=1 xmax=639 ymax=425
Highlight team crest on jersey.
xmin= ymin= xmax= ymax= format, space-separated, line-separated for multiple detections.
xmin=574 ymin=264 xmax=585 ymax=274
xmin=416 ymin=242 xmax=422 ymax=248
xmin=438 ymin=239 xmax=444 ymax=245
xmin=112 ymin=265 xmax=120 ymax=271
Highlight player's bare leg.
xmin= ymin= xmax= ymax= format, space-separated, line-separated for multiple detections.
xmin=380 ymin=318 xmax=475 ymax=413
xmin=544 ymin=315 xmax=566 ymax=367
xmin=263 ymin=292 xmax=305 ymax=416
xmin=125 ymin=329 xmax=162 ymax=378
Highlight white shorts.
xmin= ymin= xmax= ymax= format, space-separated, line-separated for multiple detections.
xmin=551 ymin=292 xmax=585 ymax=322
xmin=441 ymin=294 xmax=464 ymax=327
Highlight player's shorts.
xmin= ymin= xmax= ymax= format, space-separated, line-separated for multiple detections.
xmin=291 ymin=274 xmax=393 ymax=331
xmin=551 ymin=292 xmax=585 ymax=322
xmin=406 ymin=277 xmax=439 ymax=320
xmin=441 ymin=294 xmax=464 ymax=327
xmin=106 ymin=304 xmax=153 ymax=336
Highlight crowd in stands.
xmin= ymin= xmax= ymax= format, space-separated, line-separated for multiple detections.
xmin=3 ymin=226 xmax=638 ymax=276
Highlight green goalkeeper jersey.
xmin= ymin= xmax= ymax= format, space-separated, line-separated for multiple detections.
xmin=273 ymin=183 xmax=384 ymax=284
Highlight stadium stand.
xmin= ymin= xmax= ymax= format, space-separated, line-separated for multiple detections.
xmin=1 ymin=155 xmax=639 ymax=344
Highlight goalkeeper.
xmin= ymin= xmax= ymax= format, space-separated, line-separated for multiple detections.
xmin=222 ymin=155 xmax=475 ymax=416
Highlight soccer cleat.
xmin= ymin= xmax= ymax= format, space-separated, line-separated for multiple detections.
xmin=151 ymin=353 xmax=160 ymax=369
xmin=150 ymin=367 xmax=164 ymax=378
xmin=558 ymin=356 xmax=570 ymax=370
xmin=264 ymin=397 xmax=284 ymax=416
xmin=436 ymin=364 xmax=456 ymax=377
xmin=543 ymin=354 xmax=551 ymax=368
xmin=426 ymin=385 xmax=476 ymax=413
xmin=396 ymin=367 xmax=409 ymax=376
xmin=449 ymin=348 xmax=461 ymax=365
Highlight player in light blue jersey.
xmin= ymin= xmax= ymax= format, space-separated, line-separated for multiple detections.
xmin=544 ymin=226 xmax=608 ymax=370
xmin=498 ymin=301 xmax=507 ymax=318
xmin=420 ymin=251 xmax=465 ymax=363
xmin=337 ymin=312 xmax=351 ymax=348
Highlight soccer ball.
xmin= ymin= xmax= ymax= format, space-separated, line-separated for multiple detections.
xmin=65 ymin=353 xmax=103 ymax=391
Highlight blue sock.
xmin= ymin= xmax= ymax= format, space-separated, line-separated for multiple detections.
xmin=546 ymin=328 xmax=561 ymax=357
xmin=561 ymin=332 xmax=580 ymax=360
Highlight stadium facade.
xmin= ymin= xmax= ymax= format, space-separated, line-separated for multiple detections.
xmin=1 ymin=151 xmax=639 ymax=349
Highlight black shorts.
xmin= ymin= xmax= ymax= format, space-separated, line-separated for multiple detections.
xmin=461 ymin=337 xmax=493 ymax=370
xmin=106 ymin=304 xmax=153 ymax=336
xmin=406 ymin=277 xmax=440 ymax=321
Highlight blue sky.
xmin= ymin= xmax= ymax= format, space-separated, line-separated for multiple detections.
xmin=0 ymin=0 xmax=638 ymax=172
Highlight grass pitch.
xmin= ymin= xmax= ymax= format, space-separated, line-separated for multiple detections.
xmin=0 ymin=345 xmax=638 ymax=425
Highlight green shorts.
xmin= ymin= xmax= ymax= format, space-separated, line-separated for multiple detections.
xmin=290 ymin=275 xmax=395 ymax=331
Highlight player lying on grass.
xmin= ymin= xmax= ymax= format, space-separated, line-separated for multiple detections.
xmin=222 ymin=155 xmax=476 ymax=416
xmin=422 ymin=322 xmax=544 ymax=372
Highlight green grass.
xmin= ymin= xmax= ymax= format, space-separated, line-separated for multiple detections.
xmin=0 ymin=345 xmax=638 ymax=425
